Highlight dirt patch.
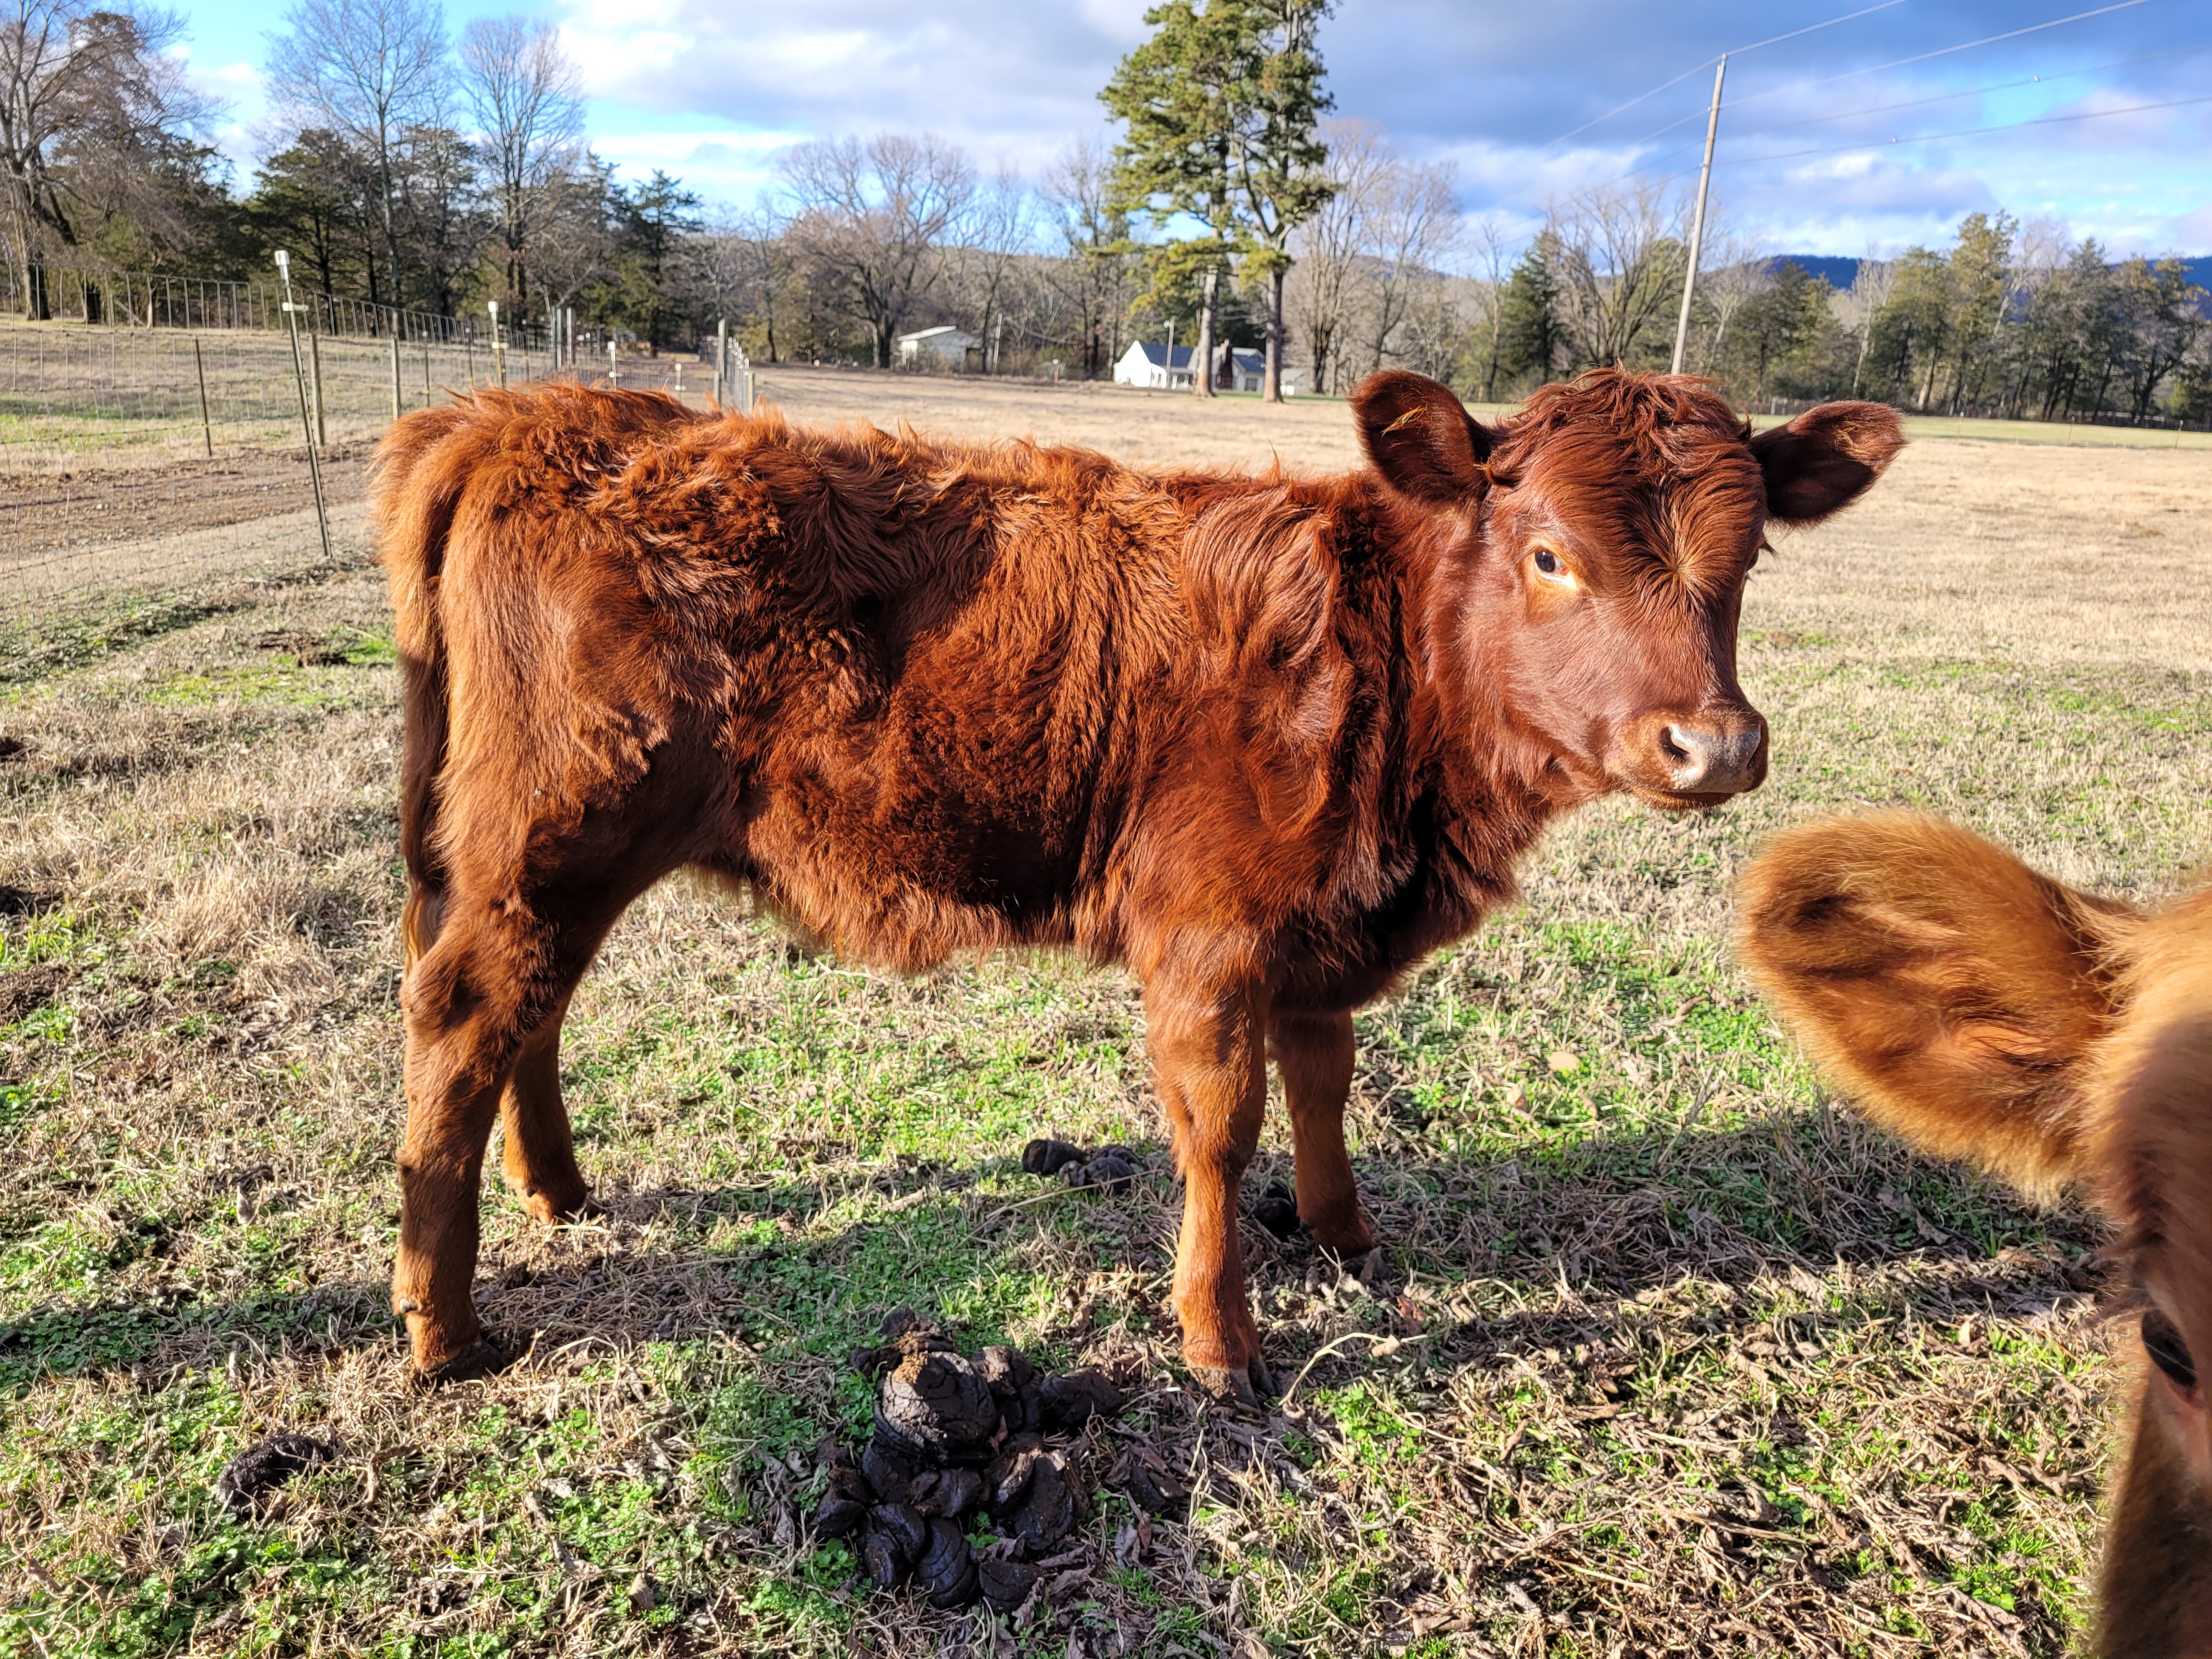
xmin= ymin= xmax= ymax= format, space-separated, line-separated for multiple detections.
xmin=0 ymin=962 xmax=71 ymax=1023
xmin=0 ymin=448 xmax=368 ymax=563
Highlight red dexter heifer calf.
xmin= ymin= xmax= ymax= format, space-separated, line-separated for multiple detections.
xmin=377 ymin=369 xmax=1901 ymax=1398
xmin=1740 ymin=815 xmax=2211 ymax=1656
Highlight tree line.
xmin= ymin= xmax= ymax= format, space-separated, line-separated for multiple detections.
xmin=4 ymin=0 xmax=2204 ymax=421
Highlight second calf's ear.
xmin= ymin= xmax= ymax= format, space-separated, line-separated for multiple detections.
xmin=1736 ymin=812 xmax=2132 ymax=1199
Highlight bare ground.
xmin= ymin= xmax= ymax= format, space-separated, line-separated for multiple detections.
xmin=2 ymin=377 xmax=2209 ymax=1658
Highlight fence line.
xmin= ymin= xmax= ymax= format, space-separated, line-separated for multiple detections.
xmin=0 ymin=261 xmax=548 ymax=349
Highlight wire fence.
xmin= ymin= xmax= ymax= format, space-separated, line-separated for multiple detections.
xmin=1 ymin=322 xmax=753 ymax=674
xmin=0 ymin=321 xmax=567 ymax=639
xmin=0 ymin=261 xmax=544 ymax=348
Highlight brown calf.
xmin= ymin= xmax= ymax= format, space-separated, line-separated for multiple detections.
xmin=375 ymin=369 xmax=1901 ymax=1397
xmin=1740 ymin=815 xmax=2211 ymax=1655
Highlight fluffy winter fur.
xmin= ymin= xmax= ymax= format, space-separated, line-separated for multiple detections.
xmin=1740 ymin=815 xmax=2212 ymax=1656
xmin=374 ymin=367 xmax=1901 ymax=1398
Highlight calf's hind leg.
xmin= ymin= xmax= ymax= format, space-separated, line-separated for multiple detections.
xmin=1270 ymin=1009 xmax=1378 ymax=1257
xmin=394 ymin=887 xmax=635 ymax=1384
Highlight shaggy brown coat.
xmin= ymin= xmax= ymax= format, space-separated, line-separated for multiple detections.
xmin=376 ymin=369 xmax=1901 ymax=1395
xmin=1740 ymin=815 xmax=2212 ymax=1656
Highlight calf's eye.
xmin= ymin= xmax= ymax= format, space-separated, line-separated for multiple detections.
xmin=2143 ymin=1308 xmax=2198 ymax=1394
xmin=1533 ymin=549 xmax=1561 ymax=576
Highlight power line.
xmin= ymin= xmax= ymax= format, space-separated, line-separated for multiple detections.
xmin=1625 ymin=38 xmax=2209 ymax=148
xmin=1540 ymin=0 xmax=1908 ymax=149
xmin=1714 ymin=91 xmax=2212 ymax=166
xmin=1721 ymin=0 xmax=2161 ymax=114
xmin=1724 ymin=40 xmax=2212 ymax=140
xmin=1579 ymin=0 xmax=2179 ymax=188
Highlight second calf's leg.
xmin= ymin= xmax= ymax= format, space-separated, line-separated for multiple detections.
xmin=499 ymin=997 xmax=594 ymax=1223
xmin=1271 ymin=1009 xmax=1378 ymax=1256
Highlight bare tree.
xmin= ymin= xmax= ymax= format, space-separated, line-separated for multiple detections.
xmin=268 ymin=0 xmax=448 ymax=314
xmin=458 ymin=14 xmax=583 ymax=314
xmin=962 ymin=165 xmax=1032 ymax=373
xmin=1549 ymin=179 xmax=1686 ymax=370
xmin=687 ymin=202 xmax=795 ymax=362
xmin=526 ymin=154 xmax=618 ymax=321
xmin=1285 ymin=117 xmax=1386 ymax=395
xmin=1039 ymin=136 xmax=1132 ymax=380
xmin=780 ymin=133 xmax=975 ymax=369
xmin=1687 ymin=225 xmax=1764 ymax=379
xmin=1830 ymin=249 xmax=1891 ymax=397
xmin=0 ymin=0 xmax=216 ymax=317
xmin=1466 ymin=215 xmax=1514 ymax=402
xmin=1359 ymin=146 xmax=1457 ymax=376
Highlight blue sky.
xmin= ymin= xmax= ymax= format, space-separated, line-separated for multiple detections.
xmin=171 ymin=0 xmax=2211 ymax=259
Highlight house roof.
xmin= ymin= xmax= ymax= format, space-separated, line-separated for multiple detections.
xmin=897 ymin=325 xmax=973 ymax=344
xmin=1130 ymin=341 xmax=1197 ymax=370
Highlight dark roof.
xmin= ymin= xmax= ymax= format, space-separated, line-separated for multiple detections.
xmin=1133 ymin=341 xmax=1197 ymax=369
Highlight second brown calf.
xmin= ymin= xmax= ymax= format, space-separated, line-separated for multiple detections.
xmin=1740 ymin=815 xmax=2212 ymax=1655
xmin=376 ymin=369 xmax=1901 ymax=1397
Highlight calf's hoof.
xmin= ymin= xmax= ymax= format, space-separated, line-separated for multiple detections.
xmin=1306 ymin=1214 xmax=1379 ymax=1257
xmin=516 ymin=1186 xmax=605 ymax=1226
xmin=409 ymin=1335 xmax=515 ymax=1390
xmin=1189 ymin=1352 xmax=1274 ymax=1406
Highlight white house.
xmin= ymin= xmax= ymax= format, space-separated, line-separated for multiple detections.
xmin=896 ymin=325 xmax=979 ymax=367
xmin=1113 ymin=338 xmax=1195 ymax=389
xmin=1112 ymin=338 xmax=1293 ymax=395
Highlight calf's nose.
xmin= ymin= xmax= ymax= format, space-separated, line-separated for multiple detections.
xmin=1659 ymin=713 xmax=1768 ymax=796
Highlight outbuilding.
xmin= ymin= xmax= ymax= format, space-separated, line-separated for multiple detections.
xmin=896 ymin=325 xmax=980 ymax=368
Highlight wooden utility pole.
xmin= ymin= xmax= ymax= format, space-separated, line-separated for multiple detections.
xmin=1671 ymin=54 xmax=1728 ymax=376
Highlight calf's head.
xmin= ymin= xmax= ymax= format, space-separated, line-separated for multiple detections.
xmin=1738 ymin=814 xmax=2212 ymax=1656
xmin=1353 ymin=369 xmax=1902 ymax=810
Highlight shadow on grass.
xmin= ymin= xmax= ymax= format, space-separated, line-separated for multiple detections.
xmin=1 ymin=1105 xmax=2104 ymax=1398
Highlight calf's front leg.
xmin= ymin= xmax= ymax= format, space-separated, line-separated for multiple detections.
xmin=1146 ymin=975 xmax=1271 ymax=1402
xmin=1270 ymin=1008 xmax=1378 ymax=1256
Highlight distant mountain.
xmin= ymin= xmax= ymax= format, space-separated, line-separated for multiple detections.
xmin=1762 ymin=253 xmax=2212 ymax=296
xmin=1762 ymin=255 xmax=1866 ymax=289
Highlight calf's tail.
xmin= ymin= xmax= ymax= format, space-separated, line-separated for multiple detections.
xmin=373 ymin=405 xmax=478 ymax=965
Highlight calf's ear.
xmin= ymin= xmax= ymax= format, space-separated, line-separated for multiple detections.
xmin=1352 ymin=371 xmax=1493 ymax=506
xmin=1749 ymin=401 xmax=1905 ymax=525
xmin=1735 ymin=813 xmax=2135 ymax=1200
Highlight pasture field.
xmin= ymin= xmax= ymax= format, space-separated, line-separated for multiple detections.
xmin=2 ymin=371 xmax=2209 ymax=1658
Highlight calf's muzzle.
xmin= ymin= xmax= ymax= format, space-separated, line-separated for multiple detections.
xmin=1614 ymin=705 xmax=1769 ymax=804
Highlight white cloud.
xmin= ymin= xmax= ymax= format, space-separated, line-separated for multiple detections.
xmin=553 ymin=0 xmax=1145 ymax=174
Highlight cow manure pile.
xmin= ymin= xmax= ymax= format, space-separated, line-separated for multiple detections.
xmin=212 ymin=1432 xmax=338 ymax=1514
xmin=813 ymin=1310 xmax=1186 ymax=1612
xmin=1019 ymin=1137 xmax=1139 ymax=1194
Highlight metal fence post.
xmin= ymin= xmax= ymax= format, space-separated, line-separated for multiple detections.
xmin=193 ymin=335 xmax=213 ymax=459
xmin=391 ymin=335 xmax=402 ymax=420
xmin=307 ymin=325 xmax=326 ymax=450
xmin=274 ymin=251 xmax=334 ymax=566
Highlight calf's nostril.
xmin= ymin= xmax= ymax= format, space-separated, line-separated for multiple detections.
xmin=1660 ymin=725 xmax=1695 ymax=766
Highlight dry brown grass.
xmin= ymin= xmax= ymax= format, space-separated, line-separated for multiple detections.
xmin=2 ymin=379 xmax=2208 ymax=1658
